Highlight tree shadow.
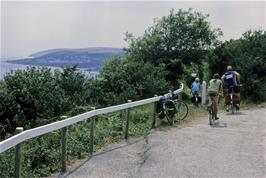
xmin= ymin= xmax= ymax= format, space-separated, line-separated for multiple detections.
xmin=225 ymin=111 xmax=245 ymax=116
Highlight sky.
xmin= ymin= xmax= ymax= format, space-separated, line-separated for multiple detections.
xmin=1 ymin=0 xmax=265 ymax=59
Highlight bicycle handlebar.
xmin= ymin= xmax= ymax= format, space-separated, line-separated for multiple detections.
xmin=229 ymin=84 xmax=243 ymax=88
xmin=160 ymin=83 xmax=184 ymax=101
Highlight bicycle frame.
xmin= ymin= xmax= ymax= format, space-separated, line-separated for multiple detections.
xmin=227 ymin=86 xmax=240 ymax=114
xmin=162 ymin=101 xmax=175 ymax=125
xmin=158 ymin=91 xmax=188 ymax=126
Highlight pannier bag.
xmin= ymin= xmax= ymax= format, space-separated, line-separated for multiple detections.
xmin=164 ymin=100 xmax=176 ymax=117
xmin=156 ymin=101 xmax=165 ymax=119
xmin=156 ymin=100 xmax=177 ymax=119
xmin=191 ymin=96 xmax=202 ymax=103
xmin=225 ymin=94 xmax=240 ymax=105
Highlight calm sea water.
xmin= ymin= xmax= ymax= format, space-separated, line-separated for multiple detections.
xmin=0 ymin=62 xmax=28 ymax=80
xmin=0 ymin=62 xmax=98 ymax=80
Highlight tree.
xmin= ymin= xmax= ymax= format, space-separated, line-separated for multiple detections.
xmin=0 ymin=66 xmax=94 ymax=137
xmin=97 ymin=56 xmax=170 ymax=105
xmin=207 ymin=30 xmax=266 ymax=101
xmin=57 ymin=66 xmax=89 ymax=106
xmin=3 ymin=67 xmax=70 ymax=124
xmin=125 ymin=9 xmax=222 ymax=85
xmin=0 ymin=82 xmax=19 ymax=138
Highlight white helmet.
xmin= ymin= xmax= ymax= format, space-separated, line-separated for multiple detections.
xmin=195 ymin=78 xmax=199 ymax=82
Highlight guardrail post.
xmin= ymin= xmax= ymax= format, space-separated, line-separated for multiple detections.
xmin=89 ymin=107 xmax=96 ymax=156
xmin=152 ymin=95 xmax=157 ymax=128
xmin=202 ymin=81 xmax=207 ymax=104
xmin=60 ymin=116 xmax=68 ymax=173
xmin=14 ymin=127 xmax=24 ymax=178
xmin=125 ymin=100 xmax=132 ymax=139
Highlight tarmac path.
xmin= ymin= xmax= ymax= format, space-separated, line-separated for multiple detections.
xmin=65 ymin=106 xmax=266 ymax=177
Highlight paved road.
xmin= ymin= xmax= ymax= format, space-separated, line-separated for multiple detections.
xmin=66 ymin=107 xmax=266 ymax=177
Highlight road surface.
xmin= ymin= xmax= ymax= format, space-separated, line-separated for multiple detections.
xmin=64 ymin=106 xmax=266 ymax=177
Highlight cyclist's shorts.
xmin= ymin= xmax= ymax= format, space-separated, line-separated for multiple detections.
xmin=228 ymin=86 xmax=240 ymax=94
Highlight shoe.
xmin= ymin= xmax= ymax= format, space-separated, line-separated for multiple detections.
xmin=215 ymin=117 xmax=219 ymax=120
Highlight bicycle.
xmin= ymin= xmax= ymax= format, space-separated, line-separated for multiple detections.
xmin=156 ymin=90 xmax=188 ymax=126
xmin=207 ymin=89 xmax=221 ymax=126
xmin=225 ymin=85 xmax=241 ymax=114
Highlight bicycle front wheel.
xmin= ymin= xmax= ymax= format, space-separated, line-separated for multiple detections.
xmin=208 ymin=104 xmax=213 ymax=125
xmin=174 ymin=100 xmax=188 ymax=121
xmin=231 ymin=103 xmax=234 ymax=114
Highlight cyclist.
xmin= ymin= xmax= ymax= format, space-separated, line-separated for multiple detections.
xmin=207 ymin=73 xmax=223 ymax=120
xmin=191 ymin=77 xmax=201 ymax=105
xmin=221 ymin=65 xmax=240 ymax=112
xmin=190 ymin=73 xmax=197 ymax=85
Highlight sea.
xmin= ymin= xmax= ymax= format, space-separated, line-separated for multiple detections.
xmin=0 ymin=61 xmax=98 ymax=80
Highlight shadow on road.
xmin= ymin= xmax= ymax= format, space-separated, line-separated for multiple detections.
xmin=225 ymin=111 xmax=245 ymax=116
xmin=211 ymin=122 xmax=227 ymax=128
xmin=63 ymin=138 xmax=145 ymax=178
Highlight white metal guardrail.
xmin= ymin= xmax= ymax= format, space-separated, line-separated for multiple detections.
xmin=0 ymin=83 xmax=183 ymax=153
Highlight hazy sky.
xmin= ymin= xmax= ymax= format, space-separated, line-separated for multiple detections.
xmin=1 ymin=0 xmax=265 ymax=59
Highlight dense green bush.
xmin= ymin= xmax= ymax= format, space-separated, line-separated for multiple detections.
xmin=98 ymin=56 xmax=170 ymax=105
xmin=125 ymin=8 xmax=222 ymax=85
xmin=0 ymin=148 xmax=15 ymax=178
xmin=0 ymin=66 xmax=90 ymax=138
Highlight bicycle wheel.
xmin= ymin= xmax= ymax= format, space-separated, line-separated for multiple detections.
xmin=231 ymin=103 xmax=234 ymax=114
xmin=208 ymin=104 xmax=213 ymax=125
xmin=164 ymin=109 xmax=174 ymax=125
xmin=211 ymin=103 xmax=216 ymax=125
xmin=174 ymin=100 xmax=188 ymax=121
xmin=209 ymin=103 xmax=216 ymax=126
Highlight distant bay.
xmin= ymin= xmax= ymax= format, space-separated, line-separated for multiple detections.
xmin=0 ymin=62 xmax=28 ymax=80
xmin=0 ymin=61 xmax=98 ymax=80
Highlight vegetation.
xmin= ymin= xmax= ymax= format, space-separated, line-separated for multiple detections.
xmin=207 ymin=30 xmax=266 ymax=101
xmin=125 ymin=9 xmax=222 ymax=85
xmin=0 ymin=105 xmax=154 ymax=177
xmin=98 ymin=56 xmax=170 ymax=105
xmin=0 ymin=66 xmax=90 ymax=138
xmin=7 ymin=47 xmax=124 ymax=71
xmin=0 ymin=8 xmax=265 ymax=177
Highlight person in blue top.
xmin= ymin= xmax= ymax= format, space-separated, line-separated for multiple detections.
xmin=221 ymin=65 xmax=241 ymax=111
xmin=191 ymin=77 xmax=201 ymax=105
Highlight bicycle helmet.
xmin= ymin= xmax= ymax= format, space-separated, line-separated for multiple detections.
xmin=227 ymin=65 xmax=232 ymax=70
xmin=191 ymin=73 xmax=197 ymax=77
xmin=195 ymin=78 xmax=199 ymax=82
xmin=213 ymin=73 xmax=219 ymax=79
